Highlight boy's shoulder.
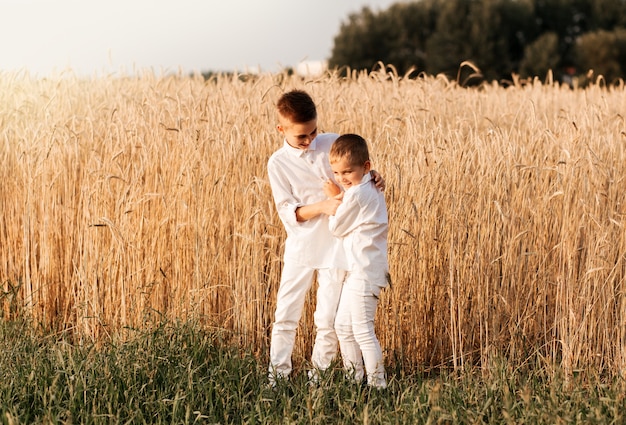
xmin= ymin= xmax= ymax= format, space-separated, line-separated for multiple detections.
xmin=315 ymin=133 xmax=339 ymax=146
xmin=314 ymin=132 xmax=339 ymax=151
xmin=317 ymin=132 xmax=339 ymax=141
xmin=352 ymin=178 xmax=386 ymax=204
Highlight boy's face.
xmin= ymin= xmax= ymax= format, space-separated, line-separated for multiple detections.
xmin=277 ymin=117 xmax=318 ymax=150
xmin=330 ymin=156 xmax=371 ymax=190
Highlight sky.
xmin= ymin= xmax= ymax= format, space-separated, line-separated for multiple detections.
xmin=1 ymin=0 xmax=399 ymax=77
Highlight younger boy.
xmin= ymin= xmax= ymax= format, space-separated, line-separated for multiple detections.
xmin=327 ymin=133 xmax=390 ymax=389
xmin=266 ymin=91 xmax=383 ymax=385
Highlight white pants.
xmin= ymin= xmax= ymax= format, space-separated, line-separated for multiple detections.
xmin=268 ymin=261 xmax=344 ymax=380
xmin=335 ymin=275 xmax=387 ymax=388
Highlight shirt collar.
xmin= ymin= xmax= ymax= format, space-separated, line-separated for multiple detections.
xmin=345 ymin=173 xmax=374 ymax=192
xmin=359 ymin=173 xmax=373 ymax=185
xmin=283 ymin=138 xmax=318 ymax=157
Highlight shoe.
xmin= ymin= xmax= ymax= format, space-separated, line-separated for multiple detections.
xmin=307 ymin=369 xmax=320 ymax=388
xmin=267 ymin=369 xmax=289 ymax=389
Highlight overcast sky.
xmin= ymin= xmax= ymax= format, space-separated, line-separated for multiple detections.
xmin=1 ymin=0 xmax=399 ymax=77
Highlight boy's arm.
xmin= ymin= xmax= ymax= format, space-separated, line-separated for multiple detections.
xmin=295 ymin=198 xmax=341 ymax=222
xmin=268 ymin=158 xmax=341 ymax=223
xmin=328 ymin=192 xmax=360 ymax=237
xmin=295 ymin=179 xmax=342 ymax=222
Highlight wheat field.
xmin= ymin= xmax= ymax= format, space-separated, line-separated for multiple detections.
xmin=1 ymin=68 xmax=625 ymax=376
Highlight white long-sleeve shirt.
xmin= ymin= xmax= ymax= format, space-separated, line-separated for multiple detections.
xmin=329 ymin=173 xmax=389 ymax=283
xmin=267 ymin=133 xmax=344 ymax=269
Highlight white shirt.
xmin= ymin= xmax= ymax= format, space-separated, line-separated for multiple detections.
xmin=267 ymin=133 xmax=342 ymax=269
xmin=329 ymin=173 xmax=389 ymax=282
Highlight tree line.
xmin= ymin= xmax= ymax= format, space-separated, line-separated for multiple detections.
xmin=329 ymin=0 xmax=626 ymax=86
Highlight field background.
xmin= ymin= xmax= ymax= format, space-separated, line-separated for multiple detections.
xmin=1 ymin=69 xmax=625 ymax=377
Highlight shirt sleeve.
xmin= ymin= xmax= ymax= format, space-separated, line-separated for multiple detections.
xmin=329 ymin=190 xmax=361 ymax=238
xmin=268 ymin=158 xmax=301 ymax=227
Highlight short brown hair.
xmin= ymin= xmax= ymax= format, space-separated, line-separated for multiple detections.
xmin=330 ymin=134 xmax=370 ymax=166
xmin=276 ymin=90 xmax=317 ymax=123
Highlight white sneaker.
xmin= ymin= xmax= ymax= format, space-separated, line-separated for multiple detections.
xmin=307 ymin=369 xmax=321 ymax=387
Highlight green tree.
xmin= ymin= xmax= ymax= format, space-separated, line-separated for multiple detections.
xmin=383 ymin=1 xmax=439 ymax=74
xmin=328 ymin=0 xmax=626 ymax=82
xmin=329 ymin=2 xmax=439 ymax=74
xmin=495 ymin=0 xmax=539 ymax=74
xmin=424 ymin=0 xmax=474 ymax=78
xmin=532 ymin=0 xmax=595 ymax=65
xmin=586 ymin=0 xmax=626 ymax=30
xmin=576 ymin=28 xmax=626 ymax=83
xmin=426 ymin=0 xmax=534 ymax=81
xmin=329 ymin=7 xmax=391 ymax=73
xmin=519 ymin=32 xmax=561 ymax=79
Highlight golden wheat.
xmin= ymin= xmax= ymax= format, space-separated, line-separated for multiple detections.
xmin=1 ymin=68 xmax=625 ymax=375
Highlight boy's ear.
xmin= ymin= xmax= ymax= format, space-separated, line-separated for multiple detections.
xmin=364 ymin=160 xmax=372 ymax=173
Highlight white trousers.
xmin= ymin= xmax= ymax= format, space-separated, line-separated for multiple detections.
xmin=268 ymin=261 xmax=344 ymax=380
xmin=335 ymin=275 xmax=387 ymax=388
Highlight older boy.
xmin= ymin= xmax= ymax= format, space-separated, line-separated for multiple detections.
xmin=266 ymin=90 xmax=383 ymax=385
xmin=328 ymin=133 xmax=389 ymax=389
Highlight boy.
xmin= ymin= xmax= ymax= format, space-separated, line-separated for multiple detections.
xmin=266 ymin=90 xmax=383 ymax=385
xmin=327 ymin=133 xmax=389 ymax=389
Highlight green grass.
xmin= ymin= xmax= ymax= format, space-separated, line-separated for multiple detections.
xmin=1 ymin=320 xmax=625 ymax=424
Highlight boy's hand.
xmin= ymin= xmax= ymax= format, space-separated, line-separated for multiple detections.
xmin=370 ymin=170 xmax=385 ymax=191
xmin=323 ymin=179 xmax=341 ymax=198
xmin=320 ymin=198 xmax=342 ymax=216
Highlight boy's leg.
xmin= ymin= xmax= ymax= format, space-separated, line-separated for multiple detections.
xmin=269 ymin=261 xmax=316 ymax=382
xmin=351 ymin=282 xmax=387 ymax=388
xmin=310 ymin=268 xmax=345 ymax=375
xmin=334 ymin=281 xmax=365 ymax=383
